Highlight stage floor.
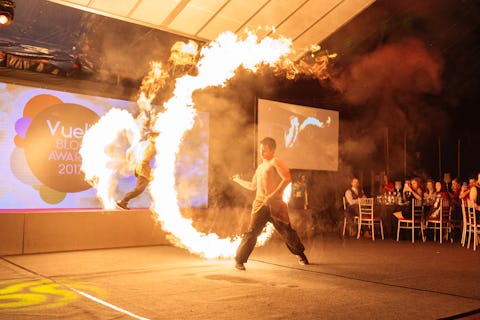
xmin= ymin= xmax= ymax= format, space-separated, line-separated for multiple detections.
xmin=1 ymin=235 xmax=479 ymax=319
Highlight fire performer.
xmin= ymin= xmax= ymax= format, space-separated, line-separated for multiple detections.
xmin=116 ymin=131 xmax=158 ymax=210
xmin=232 ymin=137 xmax=309 ymax=270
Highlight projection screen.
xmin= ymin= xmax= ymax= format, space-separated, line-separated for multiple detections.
xmin=257 ymin=99 xmax=338 ymax=171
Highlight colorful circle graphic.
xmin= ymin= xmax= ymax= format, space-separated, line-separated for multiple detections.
xmin=9 ymin=147 xmax=41 ymax=186
xmin=33 ymin=185 xmax=67 ymax=204
xmin=23 ymin=94 xmax=63 ymax=118
xmin=23 ymin=103 xmax=100 ymax=193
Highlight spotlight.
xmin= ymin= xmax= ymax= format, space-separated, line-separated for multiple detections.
xmin=0 ymin=0 xmax=15 ymax=26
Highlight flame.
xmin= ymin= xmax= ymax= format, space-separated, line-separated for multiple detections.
xmin=81 ymin=30 xmax=328 ymax=259
xmin=283 ymin=183 xmax=292 ymax=203
xmin=80 ymin=108 xmax=141 ymax=209
xmin=169 ymin=40 xmax=198 ymax=65
xmin=139 ymin=61 xmax=168 ymax=108
xmin=257 ymin=222 xmax=275 ymax=246
xmin=147 ymin=31 xmax=292 ymax=258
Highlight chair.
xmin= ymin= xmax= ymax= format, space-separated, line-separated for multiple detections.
xmin=424 ymin=198 xmax=451 ymax=243
xmin=466 ymin=200 xmax=480 ymax=250
xmin=357 ymin=198 xmax=384 ymax=240
xmin=460 ymin=199 xmax=471 ymax=247
xmin=449 ymin=203 xmax=463 ymax=243
xmin=396 ymin=198 xmax=424 ymax=243
xmin=342 ymin=196 xmax=358 ymax=237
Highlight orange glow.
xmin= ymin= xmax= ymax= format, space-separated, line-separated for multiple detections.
xmin=148 ymin=31 xmax=291 ymax=258
xmin=79 ymin=109 xmax=141 ymax=209
xmin=0 ymin=14 xmax=11 ymax=26
xmin=81 ymin=31 xmax=315 ymax=258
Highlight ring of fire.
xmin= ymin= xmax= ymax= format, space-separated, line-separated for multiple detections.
xmin=80 ymin=31 xmax=303 ymax=259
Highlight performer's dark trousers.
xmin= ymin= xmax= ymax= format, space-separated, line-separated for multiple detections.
xmin=120 ymin=175 xmax=149 ymax=205
xmin=235 ymin=205 xmax=305 ymax=264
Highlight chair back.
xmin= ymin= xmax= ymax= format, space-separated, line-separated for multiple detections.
xmin=411 ymin=198 xmax=423 ymax=222
xmin=440 ymin=198 xmax=451 ymax=222
xmin=357 ymin=197 xmax=383 ymax=240
xmin=467 ymin=199 xmax=477 ymax=226
xmin=461 ymin=199 xmax=469 ymax=226
xmin=358 ymin=197 xmax=374 ymax=219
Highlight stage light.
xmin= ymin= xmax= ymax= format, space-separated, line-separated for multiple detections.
xmin=0 ymin=0 xmax=15 ymax=26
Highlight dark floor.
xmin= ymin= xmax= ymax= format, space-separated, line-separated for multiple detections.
xmin=1 ymin=233 xmax=479 ymax=320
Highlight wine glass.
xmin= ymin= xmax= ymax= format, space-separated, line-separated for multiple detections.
xmin=403 ymin=181 xmax=412 ymax=203
xmin=394 ymin=181 xmax=402 ymax=196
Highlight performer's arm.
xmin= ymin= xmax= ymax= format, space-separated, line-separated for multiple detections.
xmin=232 ymin=172 xmax=257 ymax=191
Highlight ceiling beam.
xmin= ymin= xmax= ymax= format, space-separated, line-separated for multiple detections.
xmin=162 ymin=0 xmax=191 ymax=27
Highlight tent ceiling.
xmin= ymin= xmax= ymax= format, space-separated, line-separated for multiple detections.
xmin=48 ymin=0 xmax=375 ymax=60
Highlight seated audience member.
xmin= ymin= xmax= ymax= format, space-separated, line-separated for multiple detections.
xmin=393 ymin=177 xmax=423 ymax=219
xmin=423 ymin=179 xmax=436 ymax=216
xmin=449 ymin=178 xmax=462 ymax=221
xmin=426 ymin=181 xmax=450 ymax=219
xmin=450 ymin=178 xmax=461 ymax=203
xmin=423 ymin=179 xmax=436 ymax=206
xmin=344 ymin=177 xmax=367 ymax=236
xmin=345 ymin=178 xmax=366 ymax=214
xmin=468 ymin=172 xmax=480 ymax=220
xmin=459 ymin=177 xmax=476 ymax=201
xmin=402 ymin=178 xmax=423 ymax=203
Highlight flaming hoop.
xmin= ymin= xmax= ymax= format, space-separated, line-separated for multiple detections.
xmin=80 ymin=30 xmax=331 ymax=259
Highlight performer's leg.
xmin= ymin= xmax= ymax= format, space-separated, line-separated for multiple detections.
xmin=271 ymin=219 xmax=306 ymax=256
xmin=119 ymin=176 xmax=149 ymax=206
xmin=235 ymin=206 xmax=270 ymax=264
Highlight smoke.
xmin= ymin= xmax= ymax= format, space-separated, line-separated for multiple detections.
xmin=334 ymin=37 xmax=443 ymax=105
xmin=322 ymin=0 xmax=480 ymax=182
xmin=192 ymin=87 xmax=255 ymax=207
xmin=76 ymin=14 xmax=184 ymax=82
xmin=330 ymin=37 xmax=446 ymax=180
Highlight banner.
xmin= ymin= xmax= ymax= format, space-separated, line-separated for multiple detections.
xmin=0 ymin=82 xmax=208 ymax=210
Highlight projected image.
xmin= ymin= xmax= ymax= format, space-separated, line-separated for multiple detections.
xmin=0 ymin=82 xmax=208 ymax=210
xmin=258 ymin=99 xmax=338 ymax=171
